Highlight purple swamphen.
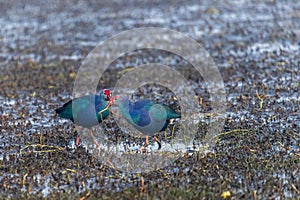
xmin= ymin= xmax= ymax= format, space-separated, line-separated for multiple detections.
xmin=55 ymin=89 xmax=117 ymax=147
xmin=114 ymin=96 xmax=181 ymax=151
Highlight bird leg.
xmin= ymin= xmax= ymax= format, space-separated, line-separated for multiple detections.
xmin=75 ymin=136 xmax=80 ymax=148
xmin=140 ymin=135 xmax=149 ymax=152
xmin=140 ymin=135 xmax=162 ymax=152
xmin=75 ymin=127 xmax=85 ymax=148
xmin=154 ymin=135 xmax=162 ymax=150
xmin=89 ymin=129 xmax=100 ymax=148
xmin=75 ymin=127 xmax=99 ymax=148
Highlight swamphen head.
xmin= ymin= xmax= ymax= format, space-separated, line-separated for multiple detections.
xmin=55 ymin=89 xmax=114 ymax=128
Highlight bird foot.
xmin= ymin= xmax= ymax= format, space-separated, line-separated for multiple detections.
xmin=140 ymin=146 xmax=146 ymax=153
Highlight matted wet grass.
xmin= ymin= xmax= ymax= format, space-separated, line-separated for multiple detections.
xmin=1 ymin=58 xmax=299 ymax=199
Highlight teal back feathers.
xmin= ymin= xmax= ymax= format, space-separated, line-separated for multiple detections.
xmin=55 ymin=90 xmax=110 ymax=128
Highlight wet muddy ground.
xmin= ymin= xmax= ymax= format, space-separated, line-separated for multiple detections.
xmin=0 ymin=0 xmax=299 ymax=199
